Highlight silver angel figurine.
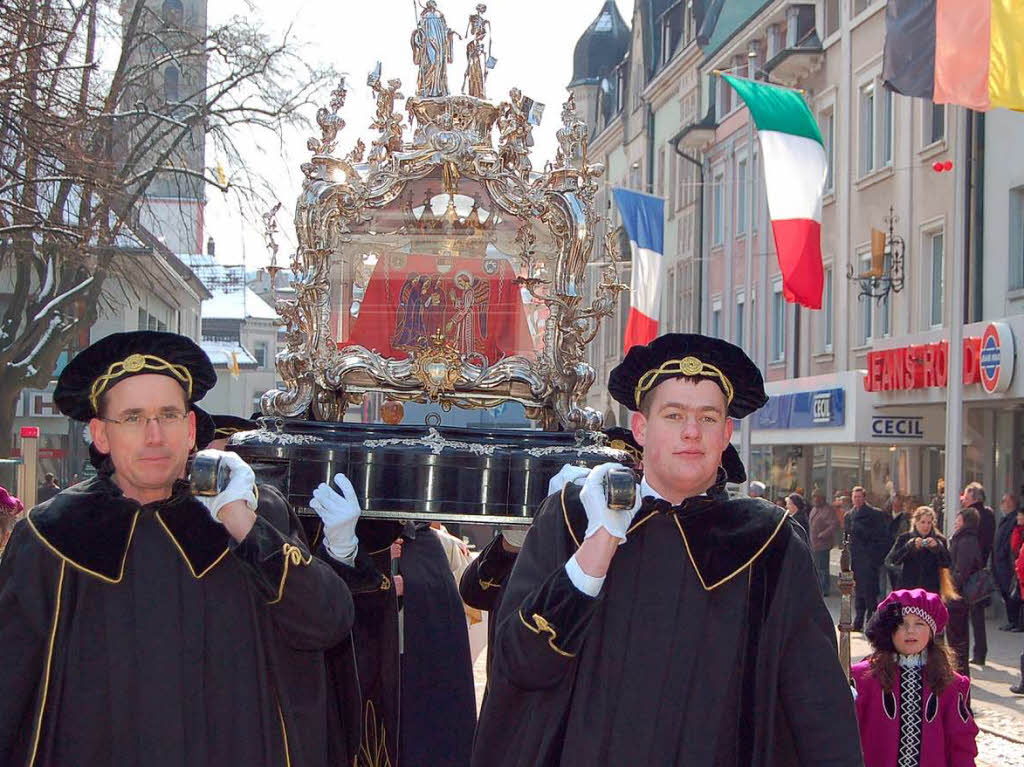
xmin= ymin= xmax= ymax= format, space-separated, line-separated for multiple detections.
xmin=463 ymin=4 xmax=491 ymax=99
xmin=410 ymin=0 xmax=455 ymax=97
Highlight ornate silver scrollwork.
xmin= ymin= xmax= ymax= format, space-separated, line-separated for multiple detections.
xmin=262 ymin=6 xmax=624 ymax=431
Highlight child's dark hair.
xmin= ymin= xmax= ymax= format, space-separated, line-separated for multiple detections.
xmin=864 ymin=602 xmax=957 ymax=694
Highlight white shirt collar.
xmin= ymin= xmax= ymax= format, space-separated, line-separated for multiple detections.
xmin=640 ymin=477 xmax=707 ymax=503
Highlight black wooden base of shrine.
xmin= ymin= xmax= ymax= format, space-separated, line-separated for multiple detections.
xmin=229 ymin=419 xmax=631 ymax=525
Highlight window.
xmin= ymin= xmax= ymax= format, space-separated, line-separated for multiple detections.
xmin=657 ymin=148 xmax=666 ymax=198
xmin=751 ymin=151 xmax=759 ymax=230
xmin=161 ymin=0 xmax=183 ymax=25
xmin=858 ymin=253 xmax=873 ymax=344
xmin=138 ymin=308 xmax=147 ymax=330
xmin=711 ymin=297 xmax=722 ymax=338
xmin=820 ymin=110 xmax=835 ymax=192
xmin=825 ymin=0 xmax=841 ymax=36
xmin=718 ymin=77 xmax=732 ymax=119
xmin=859 ymin=84 xmax=875 ymax=175
xmin=879 ymin=249 xmax=892 ymax=337
xmin=1012 ymin=187 xmax=1024 ymax=289
xmin=737 ymin=159 xmax=747 ymax=234
xmin=668 ymin=151 xmax=677 ymax=214
xmin=929 ymin=231 xmax=945 ymax=326
xmin=615 ymin=66 xmax=627 ymax=113
xmin=148 ymin=314 xmax=158 ymax=331
xmin=164 ymin=65 xmax=179 ymax=102
xmin=771 ymin=280 xmax=786 ymax=362
xmin=735 ymin=290 xmax=745 ymax=347
xmin=712 ymin=171 xmax=724 ymax=245
xmin=665 ymin=267 xmax=677 ymax=330
xmin=852 ymin=0 xmax=871 ymax=16
xmin=823 ymin=266 xmax=834 ymax=351
xmin=253 ymin=341 xmax=268 ymax=368
xmin=882 ymin=88 xmax=894 ymax=166
xmin=924 ymin=101 xmax=945 ymax=145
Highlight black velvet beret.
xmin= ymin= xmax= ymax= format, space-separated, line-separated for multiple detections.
xmin=607 ymin=333 xmax=767 ymax=418
xmin=192 ymin=406 xmax=217 ymax=450
xmin=54 ymin=331 xmax=216 ymax=421
xmin=604 ymin=426 xmax=642 ymax=464
xmin=721 ymin=443 xmax=747 ymax=484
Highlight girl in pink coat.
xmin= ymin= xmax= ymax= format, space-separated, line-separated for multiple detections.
xmin=851 ymin=588 xmax=978 ymax=766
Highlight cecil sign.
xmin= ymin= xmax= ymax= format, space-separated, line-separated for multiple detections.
xmin=864 ymin=323 xmax=1015 ymax=393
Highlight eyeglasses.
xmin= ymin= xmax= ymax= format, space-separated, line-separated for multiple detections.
xmin=100 ymin=412 xmax=189 ymax=432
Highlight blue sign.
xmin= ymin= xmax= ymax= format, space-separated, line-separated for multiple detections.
xmin=755 ymin=388 xmax=845 ymax=430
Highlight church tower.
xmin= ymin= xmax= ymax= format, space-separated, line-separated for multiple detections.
xmin=120 ymin=0 xmax=208 ymax=255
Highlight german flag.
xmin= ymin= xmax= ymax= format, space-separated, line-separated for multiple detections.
xmin=883 ymin=0 xmax=1024 ymax=111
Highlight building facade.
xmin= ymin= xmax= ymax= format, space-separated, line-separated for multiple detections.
xmin=570 ymin=0 xmax=1021 ymax=516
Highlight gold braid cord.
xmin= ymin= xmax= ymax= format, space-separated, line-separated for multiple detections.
xmin=633 ymin=356 xmax=734 ymax=409
xmin=89 ymin=353 xmax=193 ymax=412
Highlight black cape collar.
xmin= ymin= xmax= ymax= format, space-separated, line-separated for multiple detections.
xmin=27 ymin=458 xmax=230 ymax=582
xmin=562 ymin=482 xmax=790 ymax=592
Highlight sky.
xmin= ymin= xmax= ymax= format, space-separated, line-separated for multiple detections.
xmin=203 ymin=0 xmax=633 ymax=268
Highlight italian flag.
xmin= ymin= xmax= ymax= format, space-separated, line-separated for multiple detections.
xmin=723 ymin=74 xmax=826 ymax=309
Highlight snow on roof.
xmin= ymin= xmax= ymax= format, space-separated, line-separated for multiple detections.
xmin=200 ymin=340 xmax=258 ymax=368
xmin=202 ymin=286 xmax=279 ymax=320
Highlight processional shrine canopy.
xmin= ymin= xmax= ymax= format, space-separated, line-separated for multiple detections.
xmin=261 ymin=1 xmax=626 ymax=431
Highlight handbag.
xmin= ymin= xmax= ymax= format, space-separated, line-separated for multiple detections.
xmin=963 ymin=567 xmax=996 ymax=606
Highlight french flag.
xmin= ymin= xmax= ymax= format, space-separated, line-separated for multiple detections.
xmin=612 ymin=188 xmax=665 ymax=353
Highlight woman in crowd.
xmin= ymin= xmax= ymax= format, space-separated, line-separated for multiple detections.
xmin=786 ymin=492 xmax=811 ymax=545
xmin=0 ymin=485 xmax=25 ymax=559
xmin=851 ymin=589 xmax=978 ymax=767
xmin=947 ymin=508 xmax=985 ymax=676
xmin=886 ymin=506 xmax=954 ymax=597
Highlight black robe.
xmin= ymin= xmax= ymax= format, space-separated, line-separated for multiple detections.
xmin=472 ymin=483 xmax=864 ymax=767
xmin=322 ymin=519 xmax=477 ymax=767
xmin=459 ymin=533 xmax=519 ymax=680
xmin=0 ymin=470 xmax=358 ymax=767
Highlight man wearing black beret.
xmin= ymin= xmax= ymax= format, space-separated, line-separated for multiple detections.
xmin=0 ymin=331 xmax=359 ymax=766
xmin=473 ymin=333 xmax=863 ymax=766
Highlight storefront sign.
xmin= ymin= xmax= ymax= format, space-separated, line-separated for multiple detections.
xmin=863 ymin=323 xmax=1016 ymax=394
xmin=870 ymin=416 xmax=926 ymax=439
xmin=755 ymin=388 xmax=845 ymax=429
xmin=978 ymin=321 xmax=1015 ymax=394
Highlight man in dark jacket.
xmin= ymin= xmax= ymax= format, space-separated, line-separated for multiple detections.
xmin=994 ymin=493 xmax=1022 ymax=631
xmin=0 ymin=331 xmax=358 ymax=766
xmin=471 ymin=334 xmax=862 ymax=767
xmin=846 ymin=486 xmax=891 ymax=631
xmin=36 ymin=473 xmax=60 ymax=503
xmin=962 ymin=482 xmax=994 ymax=665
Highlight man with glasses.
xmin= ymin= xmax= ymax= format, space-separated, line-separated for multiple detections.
xmin=0 ymin=331 xmax=359 ymax=766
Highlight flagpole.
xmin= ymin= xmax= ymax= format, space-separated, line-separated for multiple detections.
xmin=943 ymin=106 xmax=969 ymax=538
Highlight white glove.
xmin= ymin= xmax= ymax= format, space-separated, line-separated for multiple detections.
xmin=194 ymin=449 xmax=257 ymax=521
xmin=547 ymin=464 xmax=591 ymax=496
xmin=578 ymin=462 xmax=641 ymax=544
xmin=309 ymin=473 xmax=361 ymax=566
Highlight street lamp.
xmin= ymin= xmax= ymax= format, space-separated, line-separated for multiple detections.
xmin=847 ymin=205 xmax=905 ymax=303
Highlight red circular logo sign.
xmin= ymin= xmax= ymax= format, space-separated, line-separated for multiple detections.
xmin=979 ymin=323 xmax=1014 ymax=394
